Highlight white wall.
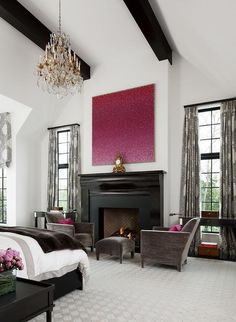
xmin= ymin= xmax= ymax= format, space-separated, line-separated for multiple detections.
xmin=1 ymin=14 xmax=233 ymax=227
xmin=0 ymin=18 xmax=70 ymax=226
xmin=168 ymin=52 xmax=233 ymax=224
xmin=0 ymin=95 xmax=31 ymax=225
xmin=40 ymin=53 xmax=170 ymax=222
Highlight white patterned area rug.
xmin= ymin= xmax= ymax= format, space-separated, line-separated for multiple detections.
xmin=31 ymin=252 xmax=236 ymax=322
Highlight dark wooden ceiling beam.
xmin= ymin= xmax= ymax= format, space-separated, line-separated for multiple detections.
xmin=0 ymin=0 xmax=90 ymax=80
xmin=123 ymin=0 xmax=172 ymax=64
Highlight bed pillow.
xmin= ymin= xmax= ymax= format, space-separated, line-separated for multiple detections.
xmin=58 ymin=218 xmax=74 ymax=225
xmin=168 ymin=224 xmax=182 ymax=232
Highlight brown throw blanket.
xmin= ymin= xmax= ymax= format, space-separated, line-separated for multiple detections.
xmin=0 ymin=226 xmax=86 ymax=253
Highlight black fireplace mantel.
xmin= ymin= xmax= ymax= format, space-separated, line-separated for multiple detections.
xmin=79 ymin=171 xmax=166 ymax=242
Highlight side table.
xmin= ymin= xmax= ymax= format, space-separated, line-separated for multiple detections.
xmin=0 ymin=277 xmax=54 ymax=322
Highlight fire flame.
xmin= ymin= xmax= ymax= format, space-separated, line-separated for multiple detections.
xmin=119 ymin=227 xmax=124 ymax=235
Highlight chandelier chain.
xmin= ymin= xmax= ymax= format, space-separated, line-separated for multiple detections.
xmin=59 ymin=0 xmax=61 ymax=33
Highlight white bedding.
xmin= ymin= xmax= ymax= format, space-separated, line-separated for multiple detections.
xmin=0 ymin=232 xmax=89 ymax=282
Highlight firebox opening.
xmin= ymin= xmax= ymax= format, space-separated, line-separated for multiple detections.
xmin=103 ymin=208 xmax=140 ymax=244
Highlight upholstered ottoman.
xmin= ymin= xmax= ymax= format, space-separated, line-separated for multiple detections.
xmin=95 ymin=237 xmax=135 ymax=264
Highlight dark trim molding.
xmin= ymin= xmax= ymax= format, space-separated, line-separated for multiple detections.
xmin=0 ymin=0 xmax=90 ymax=80
xmin=123 ymin=0 xmax=172 ymax=64
xmin=47 ymin=123 xmax=80 ymax=131
xmin=184 ymin=96 xmax=236 ymax=108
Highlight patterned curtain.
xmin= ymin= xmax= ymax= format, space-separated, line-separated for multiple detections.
xmin=0 ymin=113 xmax=12 ymax=168
xmin=47 ymin=129 xmax=58 ymax=211
xmin=180 ymin=106 xmax=200 ymax=255
xmin=220 ymin=100 xmax=236 ymax=260
xmin=68 ymin=125 xmax=81 ymax=214
xmin=180 ymin=106 xmax=200 ymax=218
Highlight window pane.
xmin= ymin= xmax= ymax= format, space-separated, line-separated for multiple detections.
xmin=198 ymin=111 xmax=211 ymax=126
xmin=199 ymin=126 xmax=211 ymax=140
xmin=59 ymin=154 xmax=68 ymax=164
xmin=59 ymin=190 xmax=67 ymax=201
xmin=212 ymin=159 xmax=220 ymax=172
xmin=59 ymin=179 xmax=67 ymax=189
xmin=212 ymin=139 xmax=220 ymax=153
xmin=212 ymin=188 xmax=220 ymax=202
xmin=212 ymin=203 xmax=220 ymax=211
xmin=212 ymin=110 xmax=220 ymax=124
xmin=212 ymin=173 xmax=220 ymax=187
xmin=212 ymin=226 xmax=220 ymax=233
xmin=201 ymin=173 xmax=212 ymax=188
xmin=59 ymin=169 xmax=68 ymax=179
xmin=199 ymin=140 xmax=211 ymax=153
xmin=212 ymin=125 xmax=220 ymax=138
xmin=58 ymin=143 xmax=68 ymax=154
xmin=201 ymin=188 xmax=212 ymax=202
xmin=202 ymin=203 xmax=212 ymax=211
xmin=201 ymin=160 xmax=211 ymax=173
xmin=58 ymin=132 xmax=68 ymax=143
xmin=202 ymin=226 xmax=212 ymax=232
xmin=59 ymin=201 xmax=67 ymax=211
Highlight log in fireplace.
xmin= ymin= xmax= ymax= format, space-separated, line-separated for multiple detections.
xmin=79 ymin=171 xmax=165 ymax=249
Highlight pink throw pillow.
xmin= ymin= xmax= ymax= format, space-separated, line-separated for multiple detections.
xmin=168 ymin=224 xmax=182 ymax=232
xmin=58 ymin=218 xmax=74 ymax=225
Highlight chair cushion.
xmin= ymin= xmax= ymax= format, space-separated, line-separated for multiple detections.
xmin=46 ymin=212 xmax=64 ymax=223
xmin=168 ymin=224 xmax=182 ymax=232
xmin=58 ymin=218 xmax=74 ymax=225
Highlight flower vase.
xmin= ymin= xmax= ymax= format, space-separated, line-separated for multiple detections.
xmin=0 ymin=269 xmax=16 ymax=296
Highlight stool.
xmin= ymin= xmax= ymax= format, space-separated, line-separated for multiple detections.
xmin=95 ymin=237 xmax=135 ymax=264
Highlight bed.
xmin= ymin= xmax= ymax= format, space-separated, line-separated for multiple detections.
xmin=0 ymin=229 xmax=89 ymax=299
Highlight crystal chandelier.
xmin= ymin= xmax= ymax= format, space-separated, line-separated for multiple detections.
xmin=36 ymin=0 xmax=83 ymax=99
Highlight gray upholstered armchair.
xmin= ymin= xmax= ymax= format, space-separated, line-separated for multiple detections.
xmin=140 ymin=217 xmax=200 ymax=271
xmin=46 ymin=212 xmax=95 ymax=251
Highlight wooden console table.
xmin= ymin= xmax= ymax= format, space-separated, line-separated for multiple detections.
xmin=0 ymin=278 xmax=54 ymax=322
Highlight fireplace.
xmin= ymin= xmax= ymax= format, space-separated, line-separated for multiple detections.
xmin=80 ymin=171 xmax=165 ymax=250
xmin=103 ymin=208 xmax=139 ymax=238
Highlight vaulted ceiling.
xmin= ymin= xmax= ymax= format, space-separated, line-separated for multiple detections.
xmin=9 ymin=0 xmax=236 ymax=94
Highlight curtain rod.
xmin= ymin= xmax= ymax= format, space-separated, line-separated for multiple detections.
xmin=184 ymin=96 xmax=236 ymax=108
xmin=47 ymin=123 xmax=80 ymax=130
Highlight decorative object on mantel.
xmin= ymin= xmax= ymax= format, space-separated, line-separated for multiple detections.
xmin=112 ymin=152 xmax=126 ymax=173
xmin=36 ymin=0 xmax=83 ymax=99
xmin=92 ymin=84 xmax=155 ymax=165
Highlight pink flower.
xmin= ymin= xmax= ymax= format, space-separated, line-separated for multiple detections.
xmin=5 ymin=261 xmax=13 ymax=269
xmin=0 ymin=250 xmax=6 ymax=257
xmin=12 ymin=250 xmax=20 ymax=257
xmin=0 ymin=248 xmax=24 ymax=272
xmin=3 ymin=253 xmax=13 ymax=261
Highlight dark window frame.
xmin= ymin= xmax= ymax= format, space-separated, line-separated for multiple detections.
xmin=199 ymin=106 xmax=220 ymax=233
xmin=57 ymin=129 xmax=70 ymax=210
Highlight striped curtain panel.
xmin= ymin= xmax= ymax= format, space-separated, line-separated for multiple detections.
xmin=47 ymin=129 xmax=59 ymax=211
xmin=180 ymin=106 xmax=200 ymax=218
xmin=0 ymin=113 xmax=12 ymax=168
xmin=68 ymin=125 xmax=81 ymax=214
xmin=220 ymin=100 xmax=236 ymax=260
xmin=180 ymin=106 xmax=200 ymax=255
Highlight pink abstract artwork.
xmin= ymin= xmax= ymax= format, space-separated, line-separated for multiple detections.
xmin=92 ymin=84 xmax=155 ymax=165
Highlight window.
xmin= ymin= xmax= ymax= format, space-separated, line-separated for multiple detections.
xmin=198 ymin=107 xmax=220 ymax=233
xmin=57 ymin=130 xmax=70 ymax=211
xmin=0 ymin=168 xmax=7 ymax=224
